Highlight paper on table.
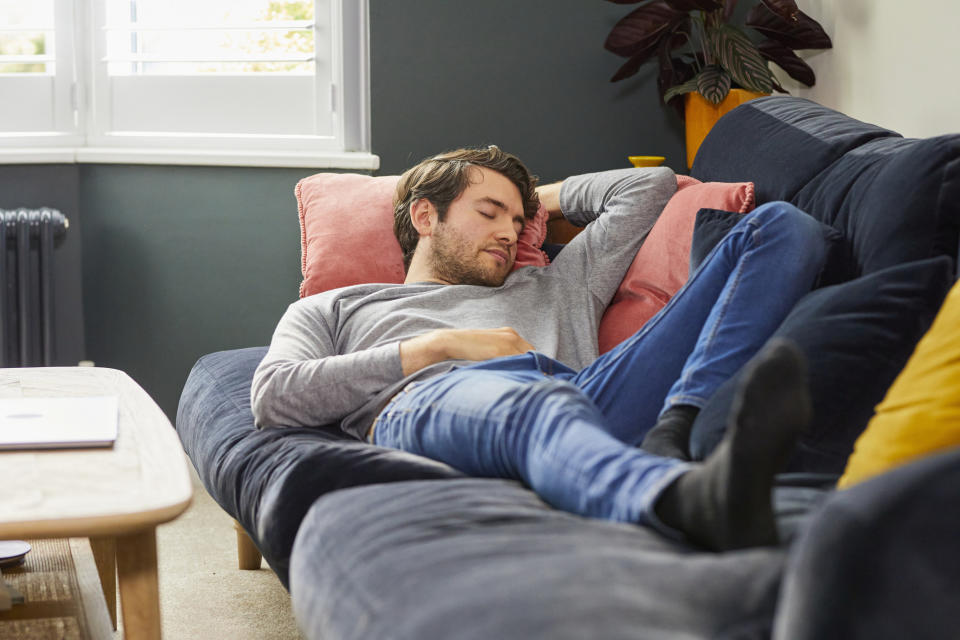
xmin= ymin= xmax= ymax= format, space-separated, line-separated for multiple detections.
xmin=0 ymin=396 xmax=118 ymax=450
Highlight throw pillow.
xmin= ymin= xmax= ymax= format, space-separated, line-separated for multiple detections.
xmin=690 ymin=208 xmax=849 ymax=286
xmin=597 ymin=177 xmax=755 ymax=353
xmin=689 ymin=208 xmax=745 ymax=274
xmin=688 ymin=256 xmax=955 ymax=474
xmin=296 ymin=173 xmax=550 ymax=298
xmin=297 ymin=174 xmax=404 ymax=297
xmin=837 ymin=277 xmax=960 ymax=488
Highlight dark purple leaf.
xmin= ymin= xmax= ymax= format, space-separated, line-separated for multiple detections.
xmin=610 ymin=16 xmax=690 ymax=81
xmin=661 ymin=18 xmax=692 ymax=55
xmin=657 ymin=33 xmax=697 ymax=115
xmin=664 ymin=0 xmax=723 ymax=11
xmin=746 ymin=4 xmax=832 ymax=50
xmin=611 ymin=49 xmax=656 ymax=81
xmin=759 ymin=0 xmax=800 ymax=22
xmin=758 ymin=38 xmax=815 ymax=85
xmin=770 ymin=74 xmax=788 ymax=94
xmin=605 ymin=1 xmax=686 ymax=57
xmin=724 ymin=0 xmax=739 ymax=21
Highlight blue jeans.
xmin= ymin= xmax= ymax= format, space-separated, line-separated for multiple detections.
xmin=373 ymin=202 xmax=827 ymax=533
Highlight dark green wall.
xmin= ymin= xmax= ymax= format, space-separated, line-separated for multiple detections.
xmin=0 ymin=1 xmax=684 ymax=420
xmin=78 ymin=164 xmax=313 ymax=416
xmin=370 ymin=0 xmax=685 ymax=181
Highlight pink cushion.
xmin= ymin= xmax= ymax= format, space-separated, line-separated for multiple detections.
xmin=297 ymin=173 xmax=549 ymax=298
xmin=597 ymin=177 xmax=756 ymax=353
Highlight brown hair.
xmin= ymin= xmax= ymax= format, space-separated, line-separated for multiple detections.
xmin=393 ymin=146 xmax=540 ymax=270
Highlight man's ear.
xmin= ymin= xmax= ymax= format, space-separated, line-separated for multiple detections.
xmin=410 ymin=198 xmax=436 ymax=237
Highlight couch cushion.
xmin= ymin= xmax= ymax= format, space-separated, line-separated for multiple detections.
xmin=291 ymin=478 xmax=788 ymax=640
xmin=791 ymin=135 xmax=960 ymax=276
xmin=775 ymin=447 xmax=960 ymax=640
xmin=689 ymin=207 xmax=848 ymax=286
xmin=297 ymin=174 xmax=405 ymax=297
xmin=296 ymin=173 xmax=550 ymax=298
xmin=597 ymin=178 xmax=754 ymax=353
xmin=176 ymin=347 xmax=463 ymax=587
xmin=692 ymin=96 xmax=960 ymax=279
xmin=689 ymin=207 xmax=745 ymax=273
xmin=838 ymin=277 xmax=960 ymax=488
xmin=689 ymin=256 xmax=954 ymax=474
xmin=691 ymin=96 xmax=898 ymax=204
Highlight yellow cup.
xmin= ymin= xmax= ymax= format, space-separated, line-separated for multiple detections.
xmin=628 ymin=155 xmax=666 ymax=168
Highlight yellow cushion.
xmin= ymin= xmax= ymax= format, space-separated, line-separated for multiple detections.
xmin=838 ymin=278 xmax=960 ymax=489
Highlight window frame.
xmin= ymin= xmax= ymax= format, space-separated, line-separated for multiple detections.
xmin=0 ymin=0 xmax=82 ymax=147
xmin=0 ymin=0 xmax=376 ymax=169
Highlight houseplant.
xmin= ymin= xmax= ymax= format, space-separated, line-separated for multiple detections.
xmin=604 ymin=0 xmax=831 ymax=165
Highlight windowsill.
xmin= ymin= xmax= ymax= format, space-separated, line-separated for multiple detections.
xmin=0 ymin=147 xmax=380 ymax=170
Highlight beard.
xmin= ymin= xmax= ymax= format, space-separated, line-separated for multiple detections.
xmin=428 ymin=222 xmax=513 ymax=287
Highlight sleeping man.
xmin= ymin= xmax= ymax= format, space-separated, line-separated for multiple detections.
xmin=251 ymin=146 xmax=828 ymax=551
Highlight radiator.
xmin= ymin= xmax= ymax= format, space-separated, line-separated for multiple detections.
xmin=0 ymin=208 xmax=69 ymax=367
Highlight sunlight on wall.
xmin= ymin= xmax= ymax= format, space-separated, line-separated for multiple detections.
xmin=775 ymin=0 xmax=959 ymax=137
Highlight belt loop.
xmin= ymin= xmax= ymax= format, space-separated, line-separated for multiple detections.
xmin=533 ymin=352 xmax=552 ymax=376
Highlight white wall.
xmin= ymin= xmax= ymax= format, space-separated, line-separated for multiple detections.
xmin=776 ymin=0 xmax=959 ymax=137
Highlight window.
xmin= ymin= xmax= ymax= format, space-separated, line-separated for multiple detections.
xmin=0 ymin=0 xmax=374 ymax=167
xmin=0 ymin=0 xmax=77 ymax=145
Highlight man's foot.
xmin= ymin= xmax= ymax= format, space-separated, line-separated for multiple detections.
xmin=640 ymin=405 xmax=699 ymax=461
xmin=653 ymin=339 xmax=811 ymax=551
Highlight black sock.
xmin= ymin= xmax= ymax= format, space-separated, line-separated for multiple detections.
xmin=640 ymin=404 xmax=699 ymax=461
xmin=653 ymin=339 xmax=811 ymax=551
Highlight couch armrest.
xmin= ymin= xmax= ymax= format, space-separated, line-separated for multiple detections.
xmin=176 ymin=347 xmax=464 ymax=588
xmin=774 ymin=446 xmax=960 ymax=639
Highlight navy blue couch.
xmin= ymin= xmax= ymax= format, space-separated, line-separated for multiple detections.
xmin=176 ymin=97 xmax=960 ymax=639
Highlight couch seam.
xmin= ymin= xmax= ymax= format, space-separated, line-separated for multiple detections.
xmin=932 ymin=150 xmax=959 ymax=264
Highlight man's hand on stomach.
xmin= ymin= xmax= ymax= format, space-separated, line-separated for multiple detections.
xmin=399 ymin=327 xmax=534 ymax=376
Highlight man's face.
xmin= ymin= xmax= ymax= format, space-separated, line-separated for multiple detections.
xmin=426 ymin=167 xmax=526 ymax=287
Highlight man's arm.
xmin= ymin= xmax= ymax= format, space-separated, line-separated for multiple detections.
xmin=399 ymin=327 xmax=534 ymax=375
xmin=536 ymin=181 xmax=565 ymax=222
xmin=251 ymin=301 xmax=404 ymax=429
xmin=547 ymin=167 xmax=677 ymax=306
xmin=252 ymin=299 xmax=534 ymax=428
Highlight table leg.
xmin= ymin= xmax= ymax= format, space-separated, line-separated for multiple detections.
xmin=90 ymin=535 xmax=118 ymax=630
xmin=116 ymin=528 xmax=161 ymax=640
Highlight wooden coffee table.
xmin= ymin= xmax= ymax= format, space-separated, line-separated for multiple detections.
xmin=0 ymin=367 xmax=193 ymax=640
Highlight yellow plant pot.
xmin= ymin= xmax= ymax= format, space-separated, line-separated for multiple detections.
xmin=685 ymin=88 xmax=767 ymax=169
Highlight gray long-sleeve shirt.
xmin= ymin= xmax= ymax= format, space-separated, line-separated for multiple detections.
xmin=252 ymin=166 xmax=677 ymax=439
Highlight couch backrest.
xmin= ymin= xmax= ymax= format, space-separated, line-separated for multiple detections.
xmin=692 ymin=96 xmax=960 ymax=278
xmin=688 ymin=97 xmax=960 ymax=473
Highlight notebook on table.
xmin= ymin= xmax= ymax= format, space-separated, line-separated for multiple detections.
xmin=0 ymin=396 xmax=118 ymax=450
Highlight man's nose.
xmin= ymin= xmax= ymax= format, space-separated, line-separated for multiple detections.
xmin=495 ymin=220 xmax=518 ymax=244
